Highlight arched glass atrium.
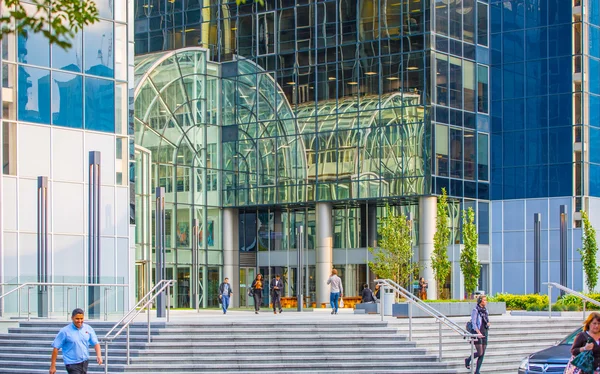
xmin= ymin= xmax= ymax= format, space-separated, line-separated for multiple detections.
xmin=133 ymin=47 xmax=433 ymax=308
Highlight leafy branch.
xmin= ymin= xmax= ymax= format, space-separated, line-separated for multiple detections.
xmin=460 ymin=207 xmax=479 ymax=297
xmin=0 ymin=0 xmax=99 ymax=50
xmin=432 ymin=188 xmax=451 ymax=299
xmin=579 ymin=211 xmax=599 ymax=292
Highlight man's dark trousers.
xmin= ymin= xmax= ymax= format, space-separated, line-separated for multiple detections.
xmin=65 ymin=360 xmax=89 ymax=374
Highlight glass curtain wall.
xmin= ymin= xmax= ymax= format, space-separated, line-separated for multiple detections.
xmin=134 ymin=49 xmax=223 ymax=307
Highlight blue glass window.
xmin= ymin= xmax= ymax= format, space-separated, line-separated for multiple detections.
xmin=548 ymin=57 xmax=572 ymax=94
xmin=51 ymin=72 xmax=82 ymax=128
xmin=503 ymin=167 xmax=526 ymax=199
xmin=84 ymin=20 xmax=114 ymax=78
xmin=436 ymin=177 xmax=449 ymax=196
xmin=490 ymin=2 xmax=502 ymax=34
xmin=526 ymin=96 xmax=548 ymax=129
xmin=526 ymin=165 xmax=548 ymax=198
xmin=591 ymin=0 xmax=600 ymax=27
xmin=478 ymin=182 xmax=490 ymax=200
xmin=526 ymin=129 xmax=548 ymax=165
xmin=548 ymin=0 xmax=573 ymax=26
xmin=503 ymin=63 xmax=524 ymax=99
xmin=18 ymin=66 xmax=51 ymax=124
xmin=94 ymin=0 xmax=114 ymax=19
xmin=478 ymin=133 xmax=489 ymax=181
xmin=526 ymin=27 xmax=548 ymax=60
xmin=85 ymin=77 xmax=114 ymax=132
xmin=548 ymin=94 xmax=572 ymax=127
xmin=451 ymin=179 xmax=463 ymax=197
xmin=590 ymin=58 xmax=600 ymax=95
xmin=549 ymin=164 xmax=572 ymax=197
xmin=591 ymin=128 xmax=600 ymax=164
xmin=548 ymin=127 xmax=572 ymax=164
xmin=491 ymin=167 xmax=503 ymax=199
xmin=591 ymin=95 xmax=600 ymax=127
xmin=503 ymin=31 xmax=524 ymax=63
xmin=525 ymin=0 xmax=547 ymax=28
xmin=18 ymin=28 xmax=50 ymax=67
xmin=491 ymin=133 xmax=502 ymax=168
xmin=52 ymin=30 xmax=83 ymax=72
xmin=478 ymin=202 xmax=490 ymax=245
xmin=548 ymin=25 xmax=572 ymax=57
xmin=590 ymin=26 xmax=600 ymax=59
xmin=465 ymin=181 xmax=477 ymax=198
xmin=590 ymin=165 xmax=600 ymax=197
xmin=502 ymin=0 xmax=525 ymax=31
xmin=526 ymin=60 xmax=547 ymax=97
xmin=502 ymin=131 xmax=525 ymax=167
xmin=503 ymin=100 xmax=525 ymax=131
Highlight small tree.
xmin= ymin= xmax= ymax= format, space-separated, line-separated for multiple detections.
xmin=369 ymin=206 xmax=416 ymax=289
xmin=1 ymin=0 xmax=99 ymax=50
xmin=432 ymin=188 xmax=452 ymax=299
xmin=579 ymin=211 xmax=599 ymax=292
xmin=460 ymin=207 xmax=479 ymax=298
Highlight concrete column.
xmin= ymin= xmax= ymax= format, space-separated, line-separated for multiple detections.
xmin=316 ymin=203 xmax=333 ymax=305
xmin=223 ymin=208 xmax=239 ymax=307
xmin=419 ymin=196 xmax=437 ymax=300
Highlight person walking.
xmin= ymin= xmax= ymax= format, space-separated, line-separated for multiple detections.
xmin=418 ymin=277 xmax=428 ymax=300
xmin=465 ymin=295 xmax=490 ymax=373
xmin=327 ymin=269 xmax=343 ymax=315
xmin=218 ymin=277 xmax=233 ymax=314
xmin=251 ymin=274 xmax=264 ymax=314
xmin=566 ymin=312 xmax=600 ymax=373
xmin=270 ymin=274 xmax=284 ymax=314
xmin=50 ymin=308 xmax=102 ymax=374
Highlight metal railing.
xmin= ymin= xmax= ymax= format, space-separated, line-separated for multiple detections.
xmin=545 ymin=282 xmax=600 ymax=319
xmin=376 ymin=279 xmax=479 ymax=374
xmin=0 ymin=282 xmax=128 ymax=321
xmin=100 ymin=279 xmax=175 ymax=374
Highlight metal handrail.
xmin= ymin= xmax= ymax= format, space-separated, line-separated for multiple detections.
xmin=376 ymin=279 xmax=479 ymax=374
xmin=545 ymin=282 xmax=600 ymax=319
xmin=0 ymin=282 xmax=128 ymax=321
xmin=100 ymin=279 xmax=175 ymax=374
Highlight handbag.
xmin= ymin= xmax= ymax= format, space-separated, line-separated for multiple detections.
xmin=571 ymin=350 xmax=595 ymax=374
xmin=466 ymin=321 xmax=473 ymax=333
xmin=339 ymin=298 xmax=345 ymax=308
xmin=248 ymin=289 xmax=254 ymax=297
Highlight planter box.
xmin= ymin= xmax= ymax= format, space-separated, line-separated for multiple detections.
xmin=392 ymin=302 xmax=506 ymax=318
xmin=355 ymin=303 xmax=379 ymax=314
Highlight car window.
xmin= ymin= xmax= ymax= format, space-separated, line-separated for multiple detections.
xmin=562 ymin=327 xmax=584 ymax=345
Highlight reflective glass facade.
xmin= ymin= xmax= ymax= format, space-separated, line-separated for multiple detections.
xmin=132 ymin=0 xmax=492 ymax=306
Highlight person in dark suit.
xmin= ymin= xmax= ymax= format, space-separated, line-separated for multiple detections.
xmin=270 ymin=274 xmax=284 ymax=314
xmin=361 ymin=283 xmax=375 ymax=303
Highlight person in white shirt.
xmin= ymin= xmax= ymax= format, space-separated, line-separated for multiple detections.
xmin=327 ymin=269 xmax=343 ymax=315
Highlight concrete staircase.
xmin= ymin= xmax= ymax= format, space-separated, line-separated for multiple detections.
xmin=0 ymin=318 xmax=459 ymax=373
xmin=389 ymin=314 xmax=583 ymax=373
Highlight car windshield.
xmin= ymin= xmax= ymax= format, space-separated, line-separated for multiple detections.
xmin=561 ymin=327 xmax=584 ymax=345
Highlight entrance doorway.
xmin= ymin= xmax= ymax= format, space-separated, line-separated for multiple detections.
xmin=239 ymin=267 xmax=255 ymax=308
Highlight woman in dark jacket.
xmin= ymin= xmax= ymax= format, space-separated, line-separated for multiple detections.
xmin=251 ymin=274 xmax=264 ymax=314
xmin=569 ymin=312 xmax=600 ymax=372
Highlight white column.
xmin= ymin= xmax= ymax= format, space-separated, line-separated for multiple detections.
xmin=316 ymin=202 xmax=333 ymax=305
xmin=419 ymin=196 xmax=437 ymax=300
xmin=223 ymin=208 xmax=239 ymax=307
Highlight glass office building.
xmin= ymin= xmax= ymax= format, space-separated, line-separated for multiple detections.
xmin=488 ymin=0 xmax=599 ymax=296
xmin=132 ymin=0 xmax=493 ymax=308
xmin=0 ymin=1 xmax=135 ymax=314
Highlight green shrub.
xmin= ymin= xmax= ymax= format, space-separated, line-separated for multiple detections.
xmin=489 ymin=293 xmax=549 ymax=310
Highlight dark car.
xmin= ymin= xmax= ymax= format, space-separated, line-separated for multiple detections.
xmin=518 ymin=327 xmax=582 ymax=373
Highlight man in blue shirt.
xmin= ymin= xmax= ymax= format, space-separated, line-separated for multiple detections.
xmin=50 ymin=308 xmax=102 ymax=374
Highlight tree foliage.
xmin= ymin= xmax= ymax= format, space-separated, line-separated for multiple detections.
xmin=579 ymin=211 xmax=599 ymax=292
xmin=368 ymin=206 xmax=417 ymax=289
xmin=432 ymin=188 xmax=452 ymax=299
xmin=460 ymin=207 xmax=479 ymax=297
xmin=0 ymin=0 xmax=99 ymax=50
